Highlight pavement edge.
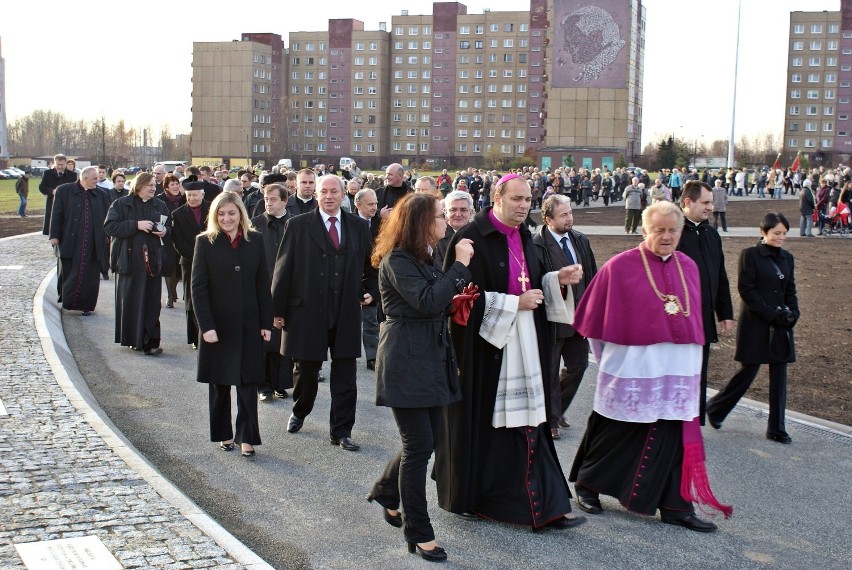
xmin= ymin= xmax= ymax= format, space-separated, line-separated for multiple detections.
xmin=32 ymin=267 xmax=274 ymax=570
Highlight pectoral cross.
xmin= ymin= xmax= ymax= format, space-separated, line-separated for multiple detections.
xmin=518 ymin=270 xmax=529 ymax=292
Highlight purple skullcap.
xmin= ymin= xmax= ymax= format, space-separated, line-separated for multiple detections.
xmin=496 ymin=173 xmax=523 ymax=187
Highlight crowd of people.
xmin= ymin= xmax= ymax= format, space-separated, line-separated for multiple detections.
xmin=40 ymin=153 xmax=818 ymax=563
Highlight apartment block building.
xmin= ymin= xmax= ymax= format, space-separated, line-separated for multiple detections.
xmin=783 ymin=3 xmax=852 ymax=168
xmin=191 ymin=1 xmax=644 ymax=171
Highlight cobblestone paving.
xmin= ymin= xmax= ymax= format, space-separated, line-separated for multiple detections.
xmin=0 ymin=234 xmax=245 ymax=570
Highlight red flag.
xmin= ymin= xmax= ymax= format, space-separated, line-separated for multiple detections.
xmin=772 ymin=152 xmax=781 ymax=170
xmin=790 ymin=152 xmax=800 ymax=173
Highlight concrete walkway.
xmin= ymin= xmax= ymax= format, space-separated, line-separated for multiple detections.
xmin=2 ymin=230 xmax=851 ymax=569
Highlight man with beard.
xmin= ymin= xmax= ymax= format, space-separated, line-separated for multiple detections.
xmin=49 ymin=166 xmax=111 ymax=315
xmin=532 ymin=195 xmax=597 ymax=439
xmin=171 ymin=179 xmax=210 ymax=349
xmin=252 ymin=183 xmax=293 ymax=402
xmin=437 ymin=173 xmax=586 ymax=531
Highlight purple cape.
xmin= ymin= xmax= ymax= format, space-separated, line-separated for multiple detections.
xmin=573 ymin=245 xmax=705 ymax=346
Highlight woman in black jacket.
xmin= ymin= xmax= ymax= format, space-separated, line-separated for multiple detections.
xmin=191 ymin=192 xmax=272 ymax=457
xmin=707 ymin=213 xmax=799 ymax=444
xmin=366 ymin=193 xmax=473 ymax=562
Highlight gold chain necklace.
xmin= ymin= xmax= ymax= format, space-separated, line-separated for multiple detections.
xmin=638 ymin=243 xmax=691 ymax=317
xmin=507 ymin=247 xmax=530 ymax=292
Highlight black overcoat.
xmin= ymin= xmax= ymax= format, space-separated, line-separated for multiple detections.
xmin=375 ymin=250 xmax=470 ymax=408
xmin=271 ymin=209 xmax=378 ymax=361
xmin=171 ymin=202 xmax=209 ymax=313
xmin=191 ymin=231 xmax=272 ymax=386
xmin=39 ymin=168 xmax=78 ymax=235
xmin=436 ymin=207 xmax=565 ymax=516
xmin=284 ymin=195 xmax=317 ymax=217
xmin=251 ymin=211 xmax=289 ymax=354
xmin=734 ymin=244 xmax=799 ymax=364
xmin=49 ymin=182 xmax=110 ymax=262
xmin=677 ymin=220 xmax=734 ymax=343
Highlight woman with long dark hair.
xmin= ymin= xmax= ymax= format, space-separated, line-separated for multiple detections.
xmin=191 ymin=192 xmax=272 ymax=458
xmin=707 ymin=212 xmax=799 ymax=443
xmin=366 ymin=193 xmax=474 ymax=562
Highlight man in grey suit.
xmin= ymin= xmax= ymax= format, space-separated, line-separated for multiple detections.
xmin=532 ymin=195 xmax=597 ymax=439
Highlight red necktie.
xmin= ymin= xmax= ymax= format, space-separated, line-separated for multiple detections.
xmin=329 ymin=216 xmax=340 ymax=249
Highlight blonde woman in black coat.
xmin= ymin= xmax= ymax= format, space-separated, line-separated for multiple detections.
xmin=366 ymin=193 xmax=474 ymax=562
xmin=707 ymin=213 xmax=799 ymax=444
xmin=191 ymin=192 xmax=273 ymax=458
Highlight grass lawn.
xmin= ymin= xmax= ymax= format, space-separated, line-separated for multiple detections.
xmin=0 ymin=178 xmax=45 ymax=213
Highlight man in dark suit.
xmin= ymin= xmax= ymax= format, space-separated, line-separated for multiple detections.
xmin=171 ymin=179 xmax=210 ymax=348
xmin=353 ymin=188 xmax=380 ymax=370
xmin=285 ymin=168 xmax=319 ymax=217
xmin=433 ymin=190 xmax=474 ymax=268
xmin=252 ymin=183 xmax=293 ymax=402
xmin=677 ymin=180 xmax=734 ymax=424
xmin=39 ymin=154 xmax=79 ymax=236
xmin=532 ymin=194 xmax=597 ymax=439
xmin=272 ymin=175 xmax=378 ymax=451
xmin=49 ymin=167 xmax=110 ymax=315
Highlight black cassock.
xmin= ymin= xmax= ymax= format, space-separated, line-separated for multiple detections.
xmin=49 ymin=183 xmax=110 ymax=312
xmin=437 ymin=207 xmax=573 ymax=528
xmin=172 ymin=202 xmax=210 ymax=344
xmin=105 ymin=195 xmax=170 ymax=351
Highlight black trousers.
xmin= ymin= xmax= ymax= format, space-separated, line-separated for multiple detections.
xmin=547 ymin=334 xmax=589 ymax=428
xmin=292 ymin=326 xmax=357 ymax=439
xmin=369 ymin=406 xmax=444 ymax=544
xmin=258 ymin=352 xmax=294 ymax=395
xmin=713 ymin=211 xmax=727 ymax=231
xmin=698 ymin=343 xmax=710 ymax=425
xmin=208 ymin=383 xmax=261 ymax=445
xmin=707 ymin=362 xmax=788 ymax=437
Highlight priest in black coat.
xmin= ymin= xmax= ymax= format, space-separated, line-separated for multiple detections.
xmin=40 ymin=154 xmax=78 ymax=235
xmin=271 ymin=175 xmax=378 ymax=450
xmin=49 ymin=167 xmax=110 ymax=314
xmin=251 ymin=183 xmax=293 ymax=400
xmin=171 ymin=180 xmax=210 ymax=346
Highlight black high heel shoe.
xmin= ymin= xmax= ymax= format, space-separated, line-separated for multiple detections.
xmin=366 ymin=495 xmax=402 ymax=528
xmin=408 ymin=542 xmax=447 ymax=562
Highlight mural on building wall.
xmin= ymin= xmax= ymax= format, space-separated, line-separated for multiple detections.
xmin=552 ymin=0 xmax=628 ymax=88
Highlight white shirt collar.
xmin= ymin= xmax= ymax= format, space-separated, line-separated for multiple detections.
xmin=319 ymin=209 xmax=342 ymax=223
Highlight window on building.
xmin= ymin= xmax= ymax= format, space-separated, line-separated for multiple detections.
xmin=792 ymin=57 xmax=803 ymax=67
xmin=792 ymin=73 xmax=802 ymax=83
xmin=811 ymin=24 xmax=823 ymax=34
xmin=806 ymin=90 xmax=818 ymax=99
xmin=790 ymin=105 xmax=800 ymax=115
xmin=793 ymin=24 xmax=804 ymax=34
xmin=810 ymin=41 xmax=822 ymax=51
xmin=460 ymin=25 xmax=470 ymax=34
xmin=829 ymin=24 xmax=839 ymax=34
xmin=789 ymin=122 xmax=799 ymax=131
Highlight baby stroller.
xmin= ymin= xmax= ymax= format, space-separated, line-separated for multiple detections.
xmin=822 ymin=201 xmax=850 ymax=236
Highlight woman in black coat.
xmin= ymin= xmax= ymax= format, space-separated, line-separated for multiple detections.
xmin=366 ymin=193 xmax=473 ymax=563
xmin=707 ymin=213 xmax=799 ymax=444
xmin=191 ymin=192 xmax=273 ymax=458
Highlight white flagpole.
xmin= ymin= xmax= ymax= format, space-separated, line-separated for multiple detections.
xmin=727 ymin=0 xmax=742 ymax=168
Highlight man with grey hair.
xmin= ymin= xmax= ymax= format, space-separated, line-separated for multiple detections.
xmin=152 ymin=163 xmax=167 ymax=195
xmin=434 ymin=190 xmax=474 ymax=268
xmin=222 ymin=177 xmax=243 ymax=197
xmin=354 ymin=187 xmax=380 ymax=370
xmin=342 ymin=176 xmax=363 ymax=214
xmin=49 ymin=166 xmax=111 ymax=315
xmin=532 ymin=194 xmax=597 ymax=439
xmin=414 ymin=175 xmax=439 ymax=195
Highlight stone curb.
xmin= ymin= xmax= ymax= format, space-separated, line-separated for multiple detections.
xmin=31 ymin=263 xmax=273 ymax=570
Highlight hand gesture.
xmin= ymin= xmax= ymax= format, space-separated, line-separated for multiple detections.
xmin=518 ymin=288 xmax=545 ymax=311
xmin=557 ymin=264 xmax=583 ymax=285
xmin=454 ymin=238 xmax=474 ymax=266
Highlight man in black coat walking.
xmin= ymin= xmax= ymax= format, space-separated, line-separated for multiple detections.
xmin=171 ymin=180 xmax=210 ymax=347
xmin=285 ymin=169 xmax=319 ymax=217
xmin=271 ymin=175 xmax=378 ymax=451
xmin=532 ymin=195 xmax=597 ymax=439
xmin=252 ymin=183 xmax=293 ymax=401
xmin=677 ymin=181 xmax=734 ymax=424
xmin=40 ymin=154 xmax=79 ymax=235
xmin=49 ymin=166 xmax=110 ymax=314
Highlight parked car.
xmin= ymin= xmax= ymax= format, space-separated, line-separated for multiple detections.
xmin=8 ymin=167 xmax=26 ymax=177
xmin=0 ymin=171 xmax=8 ymax=180
xmin=1 ymin=168 xmax=21 ymax=179
xmin=30 ymin=166 xmax=49 ymax=177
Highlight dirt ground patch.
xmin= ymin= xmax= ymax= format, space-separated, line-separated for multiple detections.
xmin=4 ymin=200 xmax=850 ymax=426
xmin=572 ymin=198 xmax=852 ymax=427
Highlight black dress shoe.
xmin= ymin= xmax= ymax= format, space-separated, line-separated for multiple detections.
xmin=366 ymin=359 xmax=376 ymax=371
xmin=766 ymin=433 xmax=792 ymax=444
xmin=166 ymin=300 xmax=174 ymax=309
xmin=662 ymin=513 xmax=718 ymax=533
xmin=574 ymin=486 xmax=603 ymax=515
xmin=707 ymin=415 xmax=723 ymax=430
xmin=241 ymin=445 xmax=256 ymax=458
xmin=534 ymin=515 xmax=587 ymax=531
xmin=317 ymin=375 xmax=326 ymax=383
xmin=455 ymin=511 xmax=479 ymax=520
xmin=408 ymin=542 xmax=447 ymax=562
xmin=550 ymin=427 xmax=561 ymax=440
xmin=144 ymin=347 xmax=163 ymax=356
xmin=366 ymin=495 xmax=403 ymax=528
xmin=81 ymin=311 xmax=92 ymax=316
xmin=330 ymin=436 xmax=360 ymax=451
xmin=258 ymin=392 xmax=273 ymax=403
xmin=219 ymin=441 xmax=235 ymax=451
xmin=273 ymin=390 xmax=289 ymax=399
xmin=558 ymin=418 xmax=570 ymax=428
xmin=287 ymin=414 xmax=304 ymax=433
